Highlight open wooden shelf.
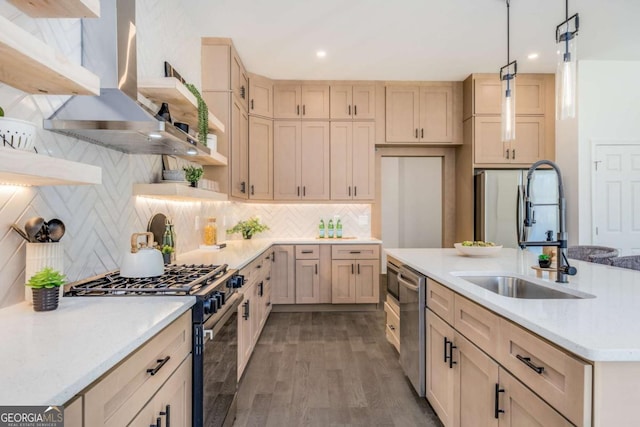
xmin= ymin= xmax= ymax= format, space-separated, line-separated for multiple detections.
xmin=133 ymin=183 xmax=228 ymax=202
xmin=0 ymin=14 xmax=100 ymax=95
xmin=7 ymin=0 xmax=100 ymax=18
xmin=0 ymin=147 xmax=102 ymax=186
xmin=138 ymin=77 xmax=225 ymax=134
xmin=177 ymin=150 xmax=227 ymax=166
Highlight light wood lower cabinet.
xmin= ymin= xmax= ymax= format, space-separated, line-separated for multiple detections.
xmin=384 ymin=296 xmax=400 ymax=352
xmin=271 ymin=245 xmax=295 ymax=304
xmin=296 ymin=259 xmax=320 ymax=303
xmin=82 ymin=312 xmax=191 ymax=427
xmin=426 ymin=279 xmax=590 ymax=427
xmin=331 ymin=259 xmax=379 ymax=304
xmin=64 ymin=396 xmax=82 ymax=427
xmin=129 ymin=355 xmax=193 ymax=427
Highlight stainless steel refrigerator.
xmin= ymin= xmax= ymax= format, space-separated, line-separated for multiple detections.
xmin=475 ymin=170 xmax=559 ymax=249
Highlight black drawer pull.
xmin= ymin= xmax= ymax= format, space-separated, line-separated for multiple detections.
xmin=494 ymin=384 xmax=505 ymax=418
xmin=160 ymin=404 xmax=170 ymax=427
xmin=256 ymin=264 xmax=262 ymax=269
xmin=147 ymin=356 xmax=170 ymax=376
xmin=516 ymin=354 xmax=545 ymax=374
xmin=301 ymin=250 xmax=313 ymax=254
xmin=350 ymin=251 xmax=361 ymax=254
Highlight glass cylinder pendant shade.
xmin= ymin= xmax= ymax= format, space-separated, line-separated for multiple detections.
xmin=501 ymin=73 xmax=516 ymax=143
xmin=556 ymin=22 xmax=577 ymax=120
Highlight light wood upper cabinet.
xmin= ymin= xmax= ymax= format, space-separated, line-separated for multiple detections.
xmin=230 ymin=98 xmax=249 ymax=199
xmin=330 ymin=122 xmax=375 ymax=200
xmin=271 ymin=245 xmax=295 ymax=304
xmin=249 ymin=75 xmax=273 ymax=118
xmin=273 ymin=121 xmax=330 ymax=200
xmin=231 ymin=47 xmax=249 ymax=110
xmin=386 ymin=84 xmax=455 ymax=143
xmin=385 ymin=86 xmax=420 ymax=142
xmin=472 ymin=76 xmax=545 ymax=116
xmin=248 ymin=116 xmax=273 ymax=200
xmin=473 ymin=78 xmax=502 ymax=115
xmin=330 ymin=84 xmax=376 ymax=119
xmin=473 ymin=116 xmax=545 ymax=165
xmin=202 ymin=39 xmax=248 ymax=108
xmin=274 ymin=84 xmax=330 ymax=119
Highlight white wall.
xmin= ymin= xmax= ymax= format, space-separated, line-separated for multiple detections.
xmin=557 ymin=60 xmax=640 ymax=245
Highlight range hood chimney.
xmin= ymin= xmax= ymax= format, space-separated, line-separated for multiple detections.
xmin=44 ymin=0 xmax=210 ymax=157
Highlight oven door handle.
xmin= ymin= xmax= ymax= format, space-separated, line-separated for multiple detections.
xmin=203 ymin=293 xmax=244 ymax=340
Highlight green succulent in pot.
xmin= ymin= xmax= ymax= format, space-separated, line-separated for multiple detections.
xmin=183 ymin=165 xmax=204 ymax=187
xmin=538 ymin=253 xmax=552 ymax=268
xmin=26 ymin=267 xmax=66 ymax=312
xmin=226 ymin=217 xmax=269 ymax=240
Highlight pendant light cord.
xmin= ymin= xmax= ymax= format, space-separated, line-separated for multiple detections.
xmin=506 ymin=0 xmax=510 ymax=64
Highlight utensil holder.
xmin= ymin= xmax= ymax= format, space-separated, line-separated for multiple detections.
xmin=25 ymin=242 xmax=64 ymax=304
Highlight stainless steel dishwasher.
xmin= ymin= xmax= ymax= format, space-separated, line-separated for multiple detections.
xmin=398 ymin=265 xmax=426 ymax=396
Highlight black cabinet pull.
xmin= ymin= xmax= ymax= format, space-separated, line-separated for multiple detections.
xmin=449 ymin=341 xmax=457 ymax=368
xmin=303 ymin=186 xmax=306 ymax=196
xmin=348 ymin=105 xmax=351 ymax=116
xmin=354 ymin=105 xmax=357 ymax=116
xmin=351 ymin=264 xmax=354 ymax=274
xmin=240 ymin=85 xmax=246 ymax=99
xmin=354 ymin=186 xmax=357 ymax=197
xmin=494 ymin=384 xmax=505 ymax=418
xmin=301 ymin=250 xmax=313 ymax=254
xmin=250 ymin=185 xmax=254 ymax=195
xmin=357 ymin=264 xmax=360 ymax=274
xmin=160 ymin=405 xmax=171 ymax=427
xmin=147 ymin=356 xmax=170 ymax=376
xmin=443 ymin=337 xmax=449 ymax=362
xmin=349 ymin=251 xmax=361 ymax=254
xmin=243 ymin=300 xmax=250 ymax=320
xmin=506 ymin=149 xmax=510 ymax=159
xmin=303 ymin=105 xmax=306 ymax=115
xmin=251 ymin=99 xmax=254 ymax=110
xmin=421 ymin=128 xmax=424 ymax=138
xmin=348 ymin=186 xmax=351 ymax=196
xmin=516 ymin=355 xmax=545 ymax=374
xmin=271 ymin=252 xmax=275 ymax=262
xmin=415 ymin=128 xmax=418 ymax=138
xmin=512 ymin=149 xmax=516 ymax=159
xmin=297 ymin=186 xmax=300 ymax=196
xmin=315 ymin=263 xmax=318 ymax=275
xmin=156 ymin=417 xmax=162 ymax=427
xmin=297 ymin=105 xmax=300 ymax=115
xmin=259 ymin=281 xmax=264 ymax=297
xmin=240 ymin=181 xmax=246 ymax=193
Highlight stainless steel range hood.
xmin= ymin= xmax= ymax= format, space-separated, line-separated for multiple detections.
xmin=44 ymin=0 xmax=210 ymax=157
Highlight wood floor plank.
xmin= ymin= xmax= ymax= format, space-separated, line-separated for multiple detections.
xmin=235 ymin=311 xmax=443 ymax=427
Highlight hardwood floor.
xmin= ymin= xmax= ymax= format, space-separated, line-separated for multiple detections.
xmin=234 ymin=311 xmax=443 ymax=427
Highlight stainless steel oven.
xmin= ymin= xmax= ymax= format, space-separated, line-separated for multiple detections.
xmin=386 ymin=259 xmax=401 ymax=301
xmin=198 ymin=292 xmax=243 ymax=427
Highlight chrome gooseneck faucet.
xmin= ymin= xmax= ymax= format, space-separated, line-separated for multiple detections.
xmin=519 ymin=160 xmax=577 ymax=283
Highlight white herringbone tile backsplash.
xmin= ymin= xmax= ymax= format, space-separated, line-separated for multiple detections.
xmin=0 ymin=1 xmax=371 ymax=308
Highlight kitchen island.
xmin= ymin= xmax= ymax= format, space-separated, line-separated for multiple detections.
xmin=386 ymin=247 xmax=640 ymax=426
xmin=0 ymin=296 xmax=195 ymax=406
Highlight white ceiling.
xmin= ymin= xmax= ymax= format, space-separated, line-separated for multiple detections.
xmin=188 ymin=0 xmax=640 ymax=81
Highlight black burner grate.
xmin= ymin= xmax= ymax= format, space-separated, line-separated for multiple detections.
xmin=66 ymin=264 xmax=227 ymax=296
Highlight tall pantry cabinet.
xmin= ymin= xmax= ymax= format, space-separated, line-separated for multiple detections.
xmin=202 ymin=38 xmax=274 ymax=201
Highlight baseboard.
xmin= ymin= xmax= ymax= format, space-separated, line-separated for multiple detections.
xmin=271 ymin=303 xmax=381 ymax=312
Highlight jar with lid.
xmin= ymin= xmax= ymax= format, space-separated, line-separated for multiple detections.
xmin=203 ymin=217 xmax=217 ymax=246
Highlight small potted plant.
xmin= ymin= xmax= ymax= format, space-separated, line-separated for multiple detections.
xmin=26 ymin=267 xmax=66 ymax=312
xmin=161 ymin=245 xmax=174 ymax=264
xmin=226 ymin=217 xmax=269 ymax=240
xmin=538 ymin=253 xmax=552 ymax=269
xmin=183 ymin=165 xmax=204 ymax=187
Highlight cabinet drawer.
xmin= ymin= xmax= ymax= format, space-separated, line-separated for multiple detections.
xmin=385 ymin=294 xmax=399 ymax=316
xmin=454 ymin=295 xmax=499 ymax=359
xmin=331 ymin=244 xmax=380 ymax=260
xmin=295 ymin=245 xmax=319 ymax=259
xmin=84 ymin=312 xmax=191 ymax=427
xmin=498 ymin=319 xmax=592 ymax=426
xmin=426 ymin=278 xmax=454 ymax=325
xmin=384 ymin=301 xmax=400 ymax=352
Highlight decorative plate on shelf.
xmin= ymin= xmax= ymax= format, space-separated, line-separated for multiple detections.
xmin=454 ymin=243 xmax=503 ymax=256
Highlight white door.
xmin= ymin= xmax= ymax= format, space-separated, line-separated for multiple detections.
xmin=593 ymin=144 xmax=640 ymax=255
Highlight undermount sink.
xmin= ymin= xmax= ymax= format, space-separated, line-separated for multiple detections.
xmin=459 ymin=275 xmax=587 ymax=299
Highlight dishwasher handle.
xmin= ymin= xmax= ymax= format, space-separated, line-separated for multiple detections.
xmin=398 ymin=266 xmax=425 ymax=292
xmin=398 ymin=273 xmax=420 ymax=292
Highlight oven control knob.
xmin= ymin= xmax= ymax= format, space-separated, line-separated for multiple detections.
xmin=212 ymin=292 xmax=223 ymax=309
xmin=229 ymin=275 xmax=244 ymax=289
xmin=218 ymin=291 xmax=226 ymax=305
xmin=203 ymin=298 xmax=217 ymax=315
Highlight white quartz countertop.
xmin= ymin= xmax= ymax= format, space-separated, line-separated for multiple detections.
xmin=177 ymin=237 xmax=381 ymax=270
xmin=0 ymin=296 xmax=195 ymax=405
xmin=386 ymin=248 xmax=640 ymax=362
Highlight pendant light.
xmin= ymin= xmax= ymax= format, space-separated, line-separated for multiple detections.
xmin=500 ymin=0 xmax=517 ymax=143
xmin=556 ymin=0 xmax=579 ymax=120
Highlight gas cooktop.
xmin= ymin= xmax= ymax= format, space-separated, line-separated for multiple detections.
xmin=65 ymin=264 xmax=230 ymax=296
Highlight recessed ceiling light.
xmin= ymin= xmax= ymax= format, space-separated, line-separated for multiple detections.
xmin=527 ymin=53 xmax=539 ymax=60
xmin=316 ymin=50 xmax=327 ymax=58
